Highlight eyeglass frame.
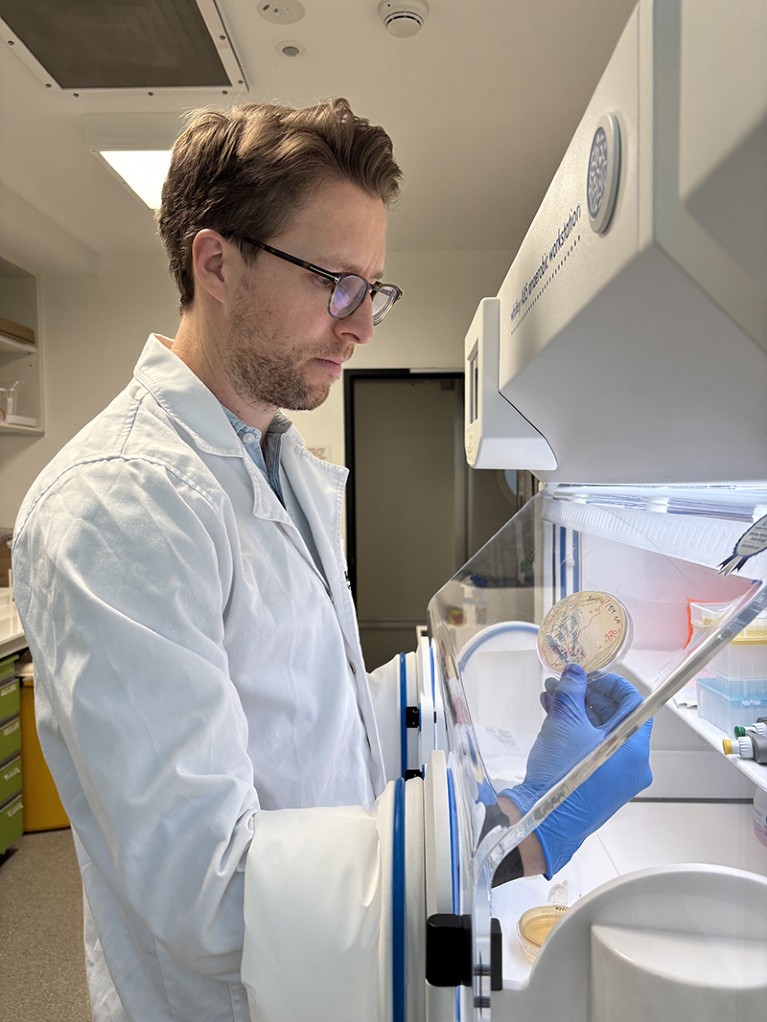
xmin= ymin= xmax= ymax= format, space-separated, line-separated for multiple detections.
xmin=228 ymin=235 xmax=403 ymax=325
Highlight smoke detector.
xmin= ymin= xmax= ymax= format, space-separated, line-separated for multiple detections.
xmin=257 ymin=2 xmax=305 ymax=26
xmin=378 ymin=1 xmax=429 ymax=38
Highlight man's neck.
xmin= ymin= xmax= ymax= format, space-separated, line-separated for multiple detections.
xmin=170 ymin=312 xmax=277 ymax=433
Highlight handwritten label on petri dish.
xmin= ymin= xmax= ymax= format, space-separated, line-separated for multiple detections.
xmin=537 ymin=590 xmax=633 ymax=675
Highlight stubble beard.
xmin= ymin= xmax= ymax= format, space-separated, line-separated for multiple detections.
xmin=225 ymin=297 xmax=333 ymax=413
xmin=225 ymin=343 xmax=329 ymax=412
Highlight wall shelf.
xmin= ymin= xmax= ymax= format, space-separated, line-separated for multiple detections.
xmin=0 ymin=424 xmax=43 ymax=437
xmin=0 ymin=256 xmax=43 ymax=437
xmin=0 ymin=333 xmax=36 ymax=354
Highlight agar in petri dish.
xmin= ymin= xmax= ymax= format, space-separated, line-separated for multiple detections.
xmin=537 ymin=590 xmax=633 ymax=676
xmin=517 ymin=904 xmax=569 ymax=962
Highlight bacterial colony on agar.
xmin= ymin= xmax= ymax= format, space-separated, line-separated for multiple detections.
xmin=537 ymin=590 xmax=633 ymax=676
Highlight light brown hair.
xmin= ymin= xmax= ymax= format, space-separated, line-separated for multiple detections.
xmin=157 ymin=98 xmax=402 ymax=310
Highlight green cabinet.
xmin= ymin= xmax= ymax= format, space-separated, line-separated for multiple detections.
xmin=0 ymin=655 xmax=21 ymax=854
xmin=0 ymin=793 xmax=23 ymax=854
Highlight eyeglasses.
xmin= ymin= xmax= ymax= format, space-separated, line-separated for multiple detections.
xmin=230 ymin=236 xmax=403 ymax=326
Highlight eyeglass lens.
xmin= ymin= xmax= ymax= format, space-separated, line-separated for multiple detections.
xmin=329 ymin=276 xmax=368 ymax=320
xmin=329 ymin=276 xmax=398 ymax=325
xmin=371 ymin=287 xmax=398 ymax=325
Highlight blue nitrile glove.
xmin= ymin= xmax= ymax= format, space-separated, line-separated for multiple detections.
xmin=502 ymin=664 xmax=653 ymax=879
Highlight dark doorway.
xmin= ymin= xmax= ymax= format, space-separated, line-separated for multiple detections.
xmin=344 ymin=370 xmax=519 ymax=668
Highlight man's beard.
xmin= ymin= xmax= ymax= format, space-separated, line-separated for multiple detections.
xmin=224 ymin=291 xmax=345 ymax=412
xmin=225 ymin=342 xmax=325 ymax=412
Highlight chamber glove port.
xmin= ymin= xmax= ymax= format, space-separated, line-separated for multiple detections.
xmin=501 ymin=664 xmax=653 ymax=879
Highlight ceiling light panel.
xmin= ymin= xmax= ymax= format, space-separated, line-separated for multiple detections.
xmin=0 ymin=0 xmax=247 ymax=92
xmin=85 ymin=115 xmax=182 ymax=210
xmin=97 ymin=150 xmax=172 ymax=210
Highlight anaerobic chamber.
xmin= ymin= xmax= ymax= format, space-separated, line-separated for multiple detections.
xmin=241 ymin=2 xmax=767 ymax=1019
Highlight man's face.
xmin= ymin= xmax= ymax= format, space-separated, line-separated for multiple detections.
xmin=222 ymin=179 xmax=387 ymax=419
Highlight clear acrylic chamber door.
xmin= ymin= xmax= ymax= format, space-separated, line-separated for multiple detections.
xmin=426 ymin=484 xmax=767 ymax=1021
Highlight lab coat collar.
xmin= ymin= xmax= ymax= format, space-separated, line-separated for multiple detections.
xmin=133 ymin=334 xmax=244 ymax=457
xmin=133 ymin=334 xmax=351 ymax=528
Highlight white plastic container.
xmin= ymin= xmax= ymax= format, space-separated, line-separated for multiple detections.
xmin=692 ymin=603 xmax=767 ymax=733
xmin=690 ymin=603 xmax=767 ymax=681
xmin=696 ymin=676 xmax=767 ymax=735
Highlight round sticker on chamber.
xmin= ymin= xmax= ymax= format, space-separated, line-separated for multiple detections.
xmin=537 ymin=590 xmax=633 ymax=676
xmin=587 ymin=112 xmax=621 ymax=234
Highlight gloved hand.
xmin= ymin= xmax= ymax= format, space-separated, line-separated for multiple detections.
xmin=501 ymin=664 xmax=652 ymax=879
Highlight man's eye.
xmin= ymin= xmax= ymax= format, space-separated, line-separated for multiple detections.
xmin=313 ymin=274 xmax=334 ymax=289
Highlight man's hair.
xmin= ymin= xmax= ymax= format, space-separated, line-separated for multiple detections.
xmin=157 ymin=98 xmax=402 ymax=310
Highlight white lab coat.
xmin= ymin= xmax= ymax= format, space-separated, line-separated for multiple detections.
xmin=12 ymin=334 xmax=401 ymax=1022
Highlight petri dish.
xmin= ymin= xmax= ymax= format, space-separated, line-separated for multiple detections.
xmin=517 ymin=904 xmax=569 ymax=962
xmin=537 ymin=590 xmax=633 ymax=676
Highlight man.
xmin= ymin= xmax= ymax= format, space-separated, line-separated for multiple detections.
xmin=12 ymin=99 xmax=650 ymax=1021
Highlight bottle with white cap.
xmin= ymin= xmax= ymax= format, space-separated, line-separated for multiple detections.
xmin=734 ymin=721 xmax=767 ymax=738
xmin=722 ymin=732 xmax=767 ymax=764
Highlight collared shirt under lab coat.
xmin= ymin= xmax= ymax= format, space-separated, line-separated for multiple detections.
xmin=12 ymin=334 xmax=401 ymax=1022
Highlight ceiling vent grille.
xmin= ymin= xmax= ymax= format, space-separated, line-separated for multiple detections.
xmin=0 ymin=0 xmax=246 ymax=91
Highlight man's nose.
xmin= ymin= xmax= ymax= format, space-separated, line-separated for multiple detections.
xmin=334 ymin=296 xmax=375 ymax=346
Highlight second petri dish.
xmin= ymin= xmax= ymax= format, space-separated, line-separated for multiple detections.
xmin=517 ymin=904 xmax=569 ymax=962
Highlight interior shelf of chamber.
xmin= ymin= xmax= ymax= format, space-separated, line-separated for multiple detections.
xmin=667 ymin=700 xmax=767 ymax=792
xmin=619 ymin=649 xmax=767 ymax=794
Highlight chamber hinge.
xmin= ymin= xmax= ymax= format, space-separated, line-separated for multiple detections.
xmin=425 ymin=915 xmax=502 ymax=990
xmin=406 ymin=705 xmax=420 ymax=728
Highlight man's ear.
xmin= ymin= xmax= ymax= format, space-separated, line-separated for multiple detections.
xmin=191 ymin=229 xmax=231 ymax=305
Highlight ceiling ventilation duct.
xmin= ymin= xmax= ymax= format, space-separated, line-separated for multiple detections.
xmin=0 ymin=0 xmax=247 ymax=92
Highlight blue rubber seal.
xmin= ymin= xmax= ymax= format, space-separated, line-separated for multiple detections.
xmin=399 ymin=653 xmax=408 ymax=778
xmin=445 ymin=768 xmax=460 ymax=914
xmin=392 ymin=776 xmax=406 ymax=1022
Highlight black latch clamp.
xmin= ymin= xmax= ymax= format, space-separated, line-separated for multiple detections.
xmin=426 ymin=914 xmax=502 ymax=991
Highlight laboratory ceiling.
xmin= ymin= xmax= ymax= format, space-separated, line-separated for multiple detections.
xmin=0 ymin=0 xmax=637 ymax=271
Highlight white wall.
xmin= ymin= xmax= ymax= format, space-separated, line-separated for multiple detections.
xmin=0 ymin=252 xmax=177 ymax=524
xmin=0 ymin=246 xmax=512 ymax=524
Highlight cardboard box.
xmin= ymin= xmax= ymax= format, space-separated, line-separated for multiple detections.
xmin=0 ymin=539 xmax=10 ymax=587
